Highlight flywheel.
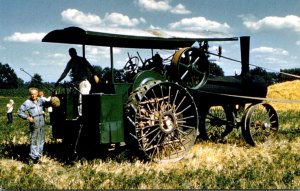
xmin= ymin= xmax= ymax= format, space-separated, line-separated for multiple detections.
xmin=125 ymin=80 xmax=198 ymax=162
xmin=171 ymin=47 xmax=209 ymax=89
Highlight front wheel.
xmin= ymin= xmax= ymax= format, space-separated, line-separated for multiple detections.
xmin=241 ymin=103 xmax=279 ymax=146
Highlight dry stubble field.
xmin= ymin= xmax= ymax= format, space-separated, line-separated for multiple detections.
xmin=0 ymin=80 xmax=299 ymax=189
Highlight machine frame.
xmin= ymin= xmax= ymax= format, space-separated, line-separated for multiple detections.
xmin=43 ymin=27 xmax=278 ymax=161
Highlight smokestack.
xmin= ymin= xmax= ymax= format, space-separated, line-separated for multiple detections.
xmin=240 ymin=36 xmax=250 ymax=76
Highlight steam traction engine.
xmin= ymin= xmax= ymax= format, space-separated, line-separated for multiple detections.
xmin=43 ymin=27 xmax=279 ymax=162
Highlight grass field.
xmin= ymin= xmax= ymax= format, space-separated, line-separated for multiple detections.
xmin=0 ymin=81 xmax=299 ymax=189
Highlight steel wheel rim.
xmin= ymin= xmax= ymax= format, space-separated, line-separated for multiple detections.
xmin=242 ymin=103 xmax=278 ymax=146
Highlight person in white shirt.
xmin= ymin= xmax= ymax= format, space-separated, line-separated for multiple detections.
xmin=6 ymin=99 xmax=14 ymax=123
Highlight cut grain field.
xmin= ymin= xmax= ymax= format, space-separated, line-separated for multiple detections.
xmin=0 ymin=80 xmax=299 ymax=189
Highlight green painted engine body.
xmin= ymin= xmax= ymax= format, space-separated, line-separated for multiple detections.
xmin=82 ymin=94 xmax=124 ymax=144
xmin=51 ymin=70 xmax=165 ymax=145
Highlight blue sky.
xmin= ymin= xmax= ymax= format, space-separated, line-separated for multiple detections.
xmin=1 ymin=0 xmax=300 ymax=82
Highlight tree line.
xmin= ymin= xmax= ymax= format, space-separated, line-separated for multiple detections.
xmin=0 ymin=62 xmax=123 ymax=91
xmin=1 ymin=62 xmax=299 ymax=91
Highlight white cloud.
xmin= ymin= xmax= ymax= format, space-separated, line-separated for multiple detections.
xmin=52 ymin=53 xmax=66 ymax=58
xmin=4 ymin=32 xmax=46 ymax=42
xmin=139 ymin=17 xmax=146 ymax=24
xmin=137 ymin=0 xmax=190 ymax=14
xmin=86 ymin=46 xmax=110 ymax=57
xmin=168 ymin=17 xmax=230 ymax=33
xmin=85 ymin=46 xmax=121 ymax=59
xmin=61 ymin=8 xmax=101 ymax=27
xmin=170 ymin=4 xmax=191 ymax=15
xmin=243 ymin=15 xmax=300 ymax=32
xmin=61 ymin=9 xmax=145 ymax=29
xmin=32 ymin=51 xmax=40 ymax=55
xmin=296 ymin=40 xmax=300 ymax=46
xmin=251 ymin=46 xmax=289 ymax=56
xmin=138 ymin=0 xmax=171 ymax=11
xmin=103 ymin=12 xmax=144 ymax=27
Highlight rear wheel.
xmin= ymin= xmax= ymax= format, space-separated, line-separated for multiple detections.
xmin=125 ymin=80 xmax=198 ymax=162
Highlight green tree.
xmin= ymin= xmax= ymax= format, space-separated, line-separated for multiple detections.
xmin=278 ymin=68 xmax=300 ymax=82
xmin=28 ymin=73 xmax=43 ymax=89
xmin=0 ymin=62 xmax=19 ymax=89
xmin=93 ymin=65 xmax=103 ymax=76
xmin=209 ymin=62 xmax=224 ymax=77
xmin=250 ymin=67 xmax=276 ymax=85
xmin=17 ymin=77 xmax=24 ymax=87
xmin=101 ymin=67 xmax=124 ymax=83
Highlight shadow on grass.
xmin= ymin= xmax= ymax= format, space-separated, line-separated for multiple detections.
xmin=1 ymin=126 xmax=298 ymax=165
xmin=0 ymin=141 xmax=134 ymax=165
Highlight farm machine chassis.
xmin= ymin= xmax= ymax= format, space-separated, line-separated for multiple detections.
xmin=43 ymin=27 xmax=279 ymax=162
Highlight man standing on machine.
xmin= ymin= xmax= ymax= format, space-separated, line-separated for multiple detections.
xmin=55 ymin=48 xmax=99 ymax=117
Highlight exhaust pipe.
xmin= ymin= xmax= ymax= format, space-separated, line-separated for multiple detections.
xmin=240 ymin=36 xmax=250 ymax=76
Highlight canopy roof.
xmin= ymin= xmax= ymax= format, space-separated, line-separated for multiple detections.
xmin=42 ymin=27 xmax=238 ymax=49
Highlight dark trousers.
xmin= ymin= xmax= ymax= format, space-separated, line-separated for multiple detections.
xmin=7 ymin=112 xmax=13 ymax=123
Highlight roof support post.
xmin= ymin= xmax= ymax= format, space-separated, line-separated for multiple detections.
xmin=82 ymin=44 xmax=85 ymax=58
xmin=110 ymin=46 xmax=114 ymax=84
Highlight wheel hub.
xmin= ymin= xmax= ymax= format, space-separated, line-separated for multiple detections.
xmin=159 ymin=111 xmax=177 ymax=134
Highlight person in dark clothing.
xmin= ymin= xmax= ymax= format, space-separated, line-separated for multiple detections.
xmin=55 ymin=48 xmax=100 ymax=116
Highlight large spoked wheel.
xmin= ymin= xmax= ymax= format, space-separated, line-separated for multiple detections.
xmin=199 ymin=105 xmax=234 ymax=142
xmin=125 ymin=80 xmax=198 ymax=162
xmin=171 ymin=47 xmax=209 ymax=89
xmin=241 ymin=103 xmax=279 ymax=146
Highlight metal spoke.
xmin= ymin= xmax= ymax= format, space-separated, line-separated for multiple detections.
xmin=176 ymin=105 xmax=191 ymax=115
xmin=180 ymin=70 xmax=189 ymax=80
xmin=171 ymin=47 xmax=209 ymax=89
xmin=175 ymin=96 xmax=186 ymax=112
xmin=178 ymin=115 xmax=195 ymax=121
xmin=172 ymin=90 xmax=179 ymax=108
xmin=138 ymin=126 xmax=160 ymax=141
xmin=144 ymin=129 xmax=163 ymax=151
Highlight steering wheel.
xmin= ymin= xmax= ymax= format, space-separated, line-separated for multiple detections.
xmin=142 ymin=58 xmax=153 ymax=70
xmin=124 ymin=56 xmax=139 ymax=75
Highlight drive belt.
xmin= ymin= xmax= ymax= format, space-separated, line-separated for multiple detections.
xmin=198 ymin=90 xmax=300 ymax=104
